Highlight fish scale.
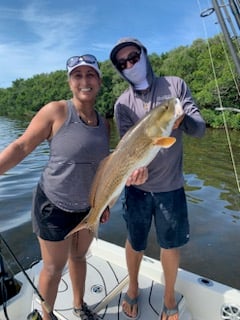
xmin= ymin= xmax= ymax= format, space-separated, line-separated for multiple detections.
xmin=66 ymin=97 xmax=183 ymax=238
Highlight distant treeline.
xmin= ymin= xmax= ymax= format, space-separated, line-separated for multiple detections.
xmin=0 ymin=35 xmax=239 ymax=129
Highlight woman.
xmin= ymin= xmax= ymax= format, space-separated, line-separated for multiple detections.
xmin=0 ymin=54 xmax=146 ymax=320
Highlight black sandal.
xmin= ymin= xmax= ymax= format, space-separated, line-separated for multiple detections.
xmin=73 ymin=303 xmax=99 ymax=320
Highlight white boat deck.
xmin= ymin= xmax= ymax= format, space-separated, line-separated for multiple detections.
xmin=1 ymin=239 xmax=240 ymax=320
xmin=32 ymin=252 xmax=189 ymax=320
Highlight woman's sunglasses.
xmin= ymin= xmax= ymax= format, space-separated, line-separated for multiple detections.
xmin=66 ymin=54 xmax=99 ymax=68
xmin=116 ymin=51 xmax=141 ymax=71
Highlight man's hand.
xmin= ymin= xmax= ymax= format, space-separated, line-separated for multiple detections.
xmin=126 ymin=167 xmax=148 ymax=186
xmin=173 ymin=114 xmax=185 ymax=129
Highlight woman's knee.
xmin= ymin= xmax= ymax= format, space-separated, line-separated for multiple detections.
xmin=42 ymin=261 xmax=65 ymax=279
xmin=69 ymin=252 xmax=87 ymax=263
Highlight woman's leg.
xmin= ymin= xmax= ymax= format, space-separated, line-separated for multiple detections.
xmin=68 ymin=230 xmax=94 ymax=308
xmin=38 ymin=237 xmax=70 ymax=320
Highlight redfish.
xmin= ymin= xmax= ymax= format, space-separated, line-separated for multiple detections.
xmin=66 ymin=98 xmax=183 ymax=238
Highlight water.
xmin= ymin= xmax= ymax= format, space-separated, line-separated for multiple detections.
xmin=0 ymin=116 xmax=239 ymax=290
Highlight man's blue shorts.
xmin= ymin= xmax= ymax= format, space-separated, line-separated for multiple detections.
xmin=123 ymin=186 xmax=190 ymax=251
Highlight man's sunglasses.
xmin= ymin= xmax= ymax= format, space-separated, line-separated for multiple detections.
xmin=66 ymin=54 xmax=99 ymax=68
xmin=116 ymin=51 xmax=141 ymax=71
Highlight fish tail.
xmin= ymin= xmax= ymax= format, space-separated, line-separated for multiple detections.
xmin=65 ymin=211 xmax=99 ymax=239
xmin=82 ymin=210 xmax=99 ymax=237
xmin=79 ymin=214 xmax=90 ymax=229
xmin=91 ymin=220 xmax=100 ymax=239
xmin=78 ymin=218 xmax=99 ymax=239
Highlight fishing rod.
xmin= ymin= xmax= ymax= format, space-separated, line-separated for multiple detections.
xmin=0 ymin=251 xmax=11 ymax=320
xmin=215 ymin=107 xmax=240 ymax=112
xmin=199 ymin=0 xmax=240 ymax=193
xmin=0 ymin=234 xmax=58 ymax=320
xmin=200 ymin=0 xmax=240 ymax=76
xmin=212 ymin=0 xmax=240 ymax=75
xmin=229 ymin=0 xmax=240 ymax=29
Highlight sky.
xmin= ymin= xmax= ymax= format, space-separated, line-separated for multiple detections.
xmin=0 ymin=0 xmax=223 ymax=88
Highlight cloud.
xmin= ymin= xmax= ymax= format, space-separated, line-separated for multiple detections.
xmin=0 ymin=1 xmax=99 ymax=87
xmin=0 ymin=0 xmax=221 ymax=88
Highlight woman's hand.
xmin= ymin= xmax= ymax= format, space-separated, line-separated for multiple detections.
xmin=100 ymin=206 xmax=110 ymax=223
xmin=126 ymin=167 xmax=148 ymax=186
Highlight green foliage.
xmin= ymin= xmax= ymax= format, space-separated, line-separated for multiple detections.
xmin=201 ymin=108 xmax=240 ymax=129
xmin=0 ymin=34 xmax=239 ymax=128
xmin=0 ymin=71 xmax=70 ymax=118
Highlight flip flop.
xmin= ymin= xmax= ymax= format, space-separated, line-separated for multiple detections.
xmin=160 ymin=304 xmax=178 ymax=320
xmin=122 ymin=292 xmax=140 ymax=319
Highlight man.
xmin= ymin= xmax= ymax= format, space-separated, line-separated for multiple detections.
xmin=110 ymin=38 xmax=206 ymax=320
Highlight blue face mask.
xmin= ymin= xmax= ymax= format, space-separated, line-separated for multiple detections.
xmin=123 ymin=51 xmax=149 ymax=90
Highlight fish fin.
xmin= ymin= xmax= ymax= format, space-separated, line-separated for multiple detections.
xmin=64 ymin=218 xmax=87 ymax=238
xmin=65 ymin=213 xmax=91 ymax=238
xmin=89 ymin=155 xmax=112 ymax=207
xmin=92 ymin=220 xmax=100 ymax=240
xmin=152 ymin=136 xmax=176 ymax=147
xmin=109 ymin=196 xmax=119 ymax=208
xmin=115 ymin=125 xmax=136 ymax=150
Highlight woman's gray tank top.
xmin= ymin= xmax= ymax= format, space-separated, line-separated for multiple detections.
xmin=39 ymin=100 xmax=109 ymax=212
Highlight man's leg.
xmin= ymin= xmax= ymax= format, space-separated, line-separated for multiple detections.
xmin=160 ymin=247 xmax=180 ymax=320
xmin=122 ymin=239 xmax=143 ymax=318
